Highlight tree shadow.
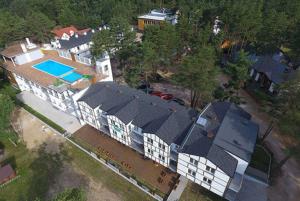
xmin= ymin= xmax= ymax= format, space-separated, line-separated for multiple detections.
xmin=21 ymin=142 xmax=64 ymax=201
xmin=20 ymin=141 xmax=89 ymax=201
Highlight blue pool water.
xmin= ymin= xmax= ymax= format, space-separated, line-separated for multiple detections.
xmin=33 ymin=60 xmax=74 ymax=77
xmin=32 ymin=60 xmax=83 ymax=83
xmin=62 ymin=72 xmax=83 ymax=83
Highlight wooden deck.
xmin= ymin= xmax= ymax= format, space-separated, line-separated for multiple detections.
xmin=73 ymin=125 xmax=179 ymax=195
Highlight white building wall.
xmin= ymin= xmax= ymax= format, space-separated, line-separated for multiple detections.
xmin=177 ymin=153 xmax=231 ymax=196
xmin=14 ymin=49 xmax=44 ymax=65
xmin=143 ymin=133 xmax=170 ymax=167
xmin=107 ymin=115 xmax=131 ymax=146
xmin=96 ymin=55 xmax=113 ymax=82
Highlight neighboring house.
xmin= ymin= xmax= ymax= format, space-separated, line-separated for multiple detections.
xmin=76 ymin=82 xmax=259 ymax=201
xmin=52 ymin=25 xmax=79 ymax=40
xmin=51 ymin=26 xmax=113 ymax=81
xmin=249 ymin=52 xmax=296 ymax=93
xmin=0 ymin=164 xmax=16 ymax=185
xmin=0 ymin=39 xmax=113 ymax=119
xmin=138 ymin=8 xmax=178 ymax=31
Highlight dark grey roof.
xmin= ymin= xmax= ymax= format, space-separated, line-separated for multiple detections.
xmin=59 ymin=30 xmax=94 ymax=50
xmin=251 ymin=55 xmax=293 ymax=84
xmin=181 ymin=101 xmax=258 ymax=177
xmin=214 ymin=111 xmax=259 ymax=162
xmin=207 ymin=145 xmax=238 ymax=177
xmin=181 ymin=125 xmax=212 ymax=156
xmin=78 ymin=82 xmax=198 ymax=145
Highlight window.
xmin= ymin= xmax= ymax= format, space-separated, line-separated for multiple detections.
xmin=147 ymin=138 xmax=153 ymax=144
xmin=121 ymin=135 xmax=126 ymax=140
xmin=203 ymin=177 xmax=212 ymax=185
xmin=188 ymin=169 xmax=196 ymax=177
xmin=113 ymin=130 xmax=117 ymax=135
xmin=159 ymin=154 xmax=165 ymax=162
xmin=206 ymin=166 xmax=216 ymax=174
xmin=104 ymin=65 xmax=109 ymax=71
xmin=159 ymin=143 xmax=165 ymax=150
xmin=147 ymin=148 xmax=153 ymax=155
xmin=190 ymin=158 xmax=198 ymax=166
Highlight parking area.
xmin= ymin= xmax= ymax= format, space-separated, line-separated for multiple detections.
xmin=73 ymin=125 xmax=179 ymax=195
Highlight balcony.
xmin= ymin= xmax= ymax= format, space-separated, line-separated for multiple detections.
xmin=130 ymin=141 xmax=144 ymax=154
xmin=99 ymin=116 xmax=108 ymax=126
xmin=228 ymin=172 xmax=243 ymax=192
xmin=131 ymin=132 xmax=144 ymax=144
xmin=170 ymin=150 xmax=178 ymax=161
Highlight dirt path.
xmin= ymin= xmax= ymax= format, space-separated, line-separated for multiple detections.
xmin=12 ymin=108 xmax=122 ymax=201
xmin=219 ymin=74 xmax=300 ymax=201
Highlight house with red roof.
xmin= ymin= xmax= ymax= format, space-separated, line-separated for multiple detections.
xmin=0 ymin=164 xmax=16 ymax=185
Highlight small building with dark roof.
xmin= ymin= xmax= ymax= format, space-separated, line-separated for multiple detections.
xmin=249 ymin=53 xmax=296 ymax=93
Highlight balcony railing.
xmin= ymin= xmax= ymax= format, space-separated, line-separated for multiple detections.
xmin=131 ymin=132 xmax=144 ymax=144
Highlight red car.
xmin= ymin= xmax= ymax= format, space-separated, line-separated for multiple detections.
xmin=161 ymin=94 xmax=174 ymax=100
xmin=150 ymin=91 xmax=163 ymax=97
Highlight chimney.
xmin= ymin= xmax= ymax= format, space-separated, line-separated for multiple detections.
xmin=92 ymin=29 xmax=95 ymax=33
xmin=83 ymin=32 xmax=87 ymax=35
xmin=26 ymin=38 xmax=31 ymax=46
xmin=20 ymin=44 xmax=27 ymax=53
xmin=75 ymin=34 xmax=78 ymax=38
xmin=207 ymin=131 xmax=214 ymax=139
xmin=99 ymin=27 xmax=102 ymax=31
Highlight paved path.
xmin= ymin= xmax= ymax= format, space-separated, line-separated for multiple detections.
xmin=167 ymin=176 xmax=188 ymax=201
xmin=236 ymin=176 xmax=267 ymax=201
xmin=17 ymin=91 xmax=82 ymax=133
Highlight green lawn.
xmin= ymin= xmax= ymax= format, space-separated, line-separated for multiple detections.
xmin=180 ymin=182 xmax=226 ymax=201
xmin=0 ymin=134 xmax=63 ymax=201
xmin=249 ymin=145 xmax=271 ymax=173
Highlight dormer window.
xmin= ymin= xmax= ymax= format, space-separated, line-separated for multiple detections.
xmin=147 ymin=138 xmax=153 ymax=144
xmin=159 ymin=143 xmax=165 ymax=150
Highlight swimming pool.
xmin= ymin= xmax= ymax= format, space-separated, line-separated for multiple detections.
xmin=62 ymin=72 xmax=83 ymax=83
xmin=32 ymin=59 xmax=83 ymax=83
xmin=33 ymin=60 xmax=74 ymax=77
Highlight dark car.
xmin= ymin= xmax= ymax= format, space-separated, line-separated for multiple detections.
xmin=171 ymin=98 xmax=185 ymax=106
xmin=137 ymin=82 xmax=153 ymax=93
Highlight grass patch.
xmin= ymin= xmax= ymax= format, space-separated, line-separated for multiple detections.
xmin=249 ymin=145 xmax=271 ymax=173
xmin=62 ymin=142 xmax=154 ymax=201
xmin=0 ymin=137 xmax=64 ymax=201
xmin=19 ymin=103 xmax=66 ymax=134
xmin=180 ymin=182 xmax=226 ymax=201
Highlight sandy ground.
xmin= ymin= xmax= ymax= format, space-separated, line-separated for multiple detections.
xmin=12 ymin=108 xmax=121 ymax=201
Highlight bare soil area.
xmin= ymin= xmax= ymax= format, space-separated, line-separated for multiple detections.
xmin=12 ymin=107 xmax=121 ymax=201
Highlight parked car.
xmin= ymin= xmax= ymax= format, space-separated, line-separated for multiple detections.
xmin=161 ymin=94 xmax=174 ymax=100
xmin=171 ymin=98 xmax=185 ymax=106
xmin=150 ymin=91 xmax=163 ymax=97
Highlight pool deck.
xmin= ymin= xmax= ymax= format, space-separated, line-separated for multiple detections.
xmin=3 ymin=50 xmax=105 ymax=89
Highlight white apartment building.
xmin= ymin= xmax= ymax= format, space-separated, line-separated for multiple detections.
xmin=0 ymin=39 xmax=113 ymax=119
xmin=76 ymin=82 xmax=259 ymax=201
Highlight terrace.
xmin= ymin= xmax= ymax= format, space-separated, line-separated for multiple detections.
xmin=3 ymin=50 xmax=107 ymax=90
xmin=73 ymin=125 xmax=179 ymax=196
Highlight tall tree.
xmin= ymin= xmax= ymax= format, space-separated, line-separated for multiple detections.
xmin=25 ymin=11 xmax=55 ymax=42
xmin=225 ymin=50 xmax=252 ymax=93
xmin=173 ymin=46 xmax=219 ymax=108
